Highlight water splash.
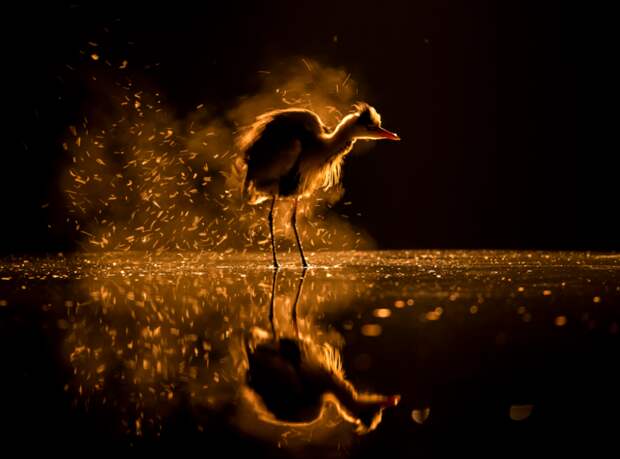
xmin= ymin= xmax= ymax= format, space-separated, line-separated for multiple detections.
xmin=63 ymin=58 xmax=374 ymax=253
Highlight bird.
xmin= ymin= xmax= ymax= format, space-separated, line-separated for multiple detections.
xmin=243 ymin=269 xmax=401 ymax=433
xmin=237 ymin=102 xmax=400 ymax=268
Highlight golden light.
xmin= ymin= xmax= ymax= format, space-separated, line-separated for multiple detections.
xmin=361 ymin=324 xmax=382 ymax=337
xmin=425 ymin=307 xmax=443 ymax=321
xmin=373 ymin=308 xmax=392 ymax=318
xmin=554 ymin=315 xmax=568 ymax=327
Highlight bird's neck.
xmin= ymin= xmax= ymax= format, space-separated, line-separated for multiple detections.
xmin=323 ymin=115 xmax=358 ymax=160
xmin=320 ymin=373 xmax=388 ymax=427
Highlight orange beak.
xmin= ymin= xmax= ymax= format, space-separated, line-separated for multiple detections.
xmin=376 ymin=127 xmax=400 ymax=141
xmin=381 ymin=395 xmax=401 ymax=407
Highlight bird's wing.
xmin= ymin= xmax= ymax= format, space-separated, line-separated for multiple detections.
xmin=242 ymin=110 xmax=324 ymax=186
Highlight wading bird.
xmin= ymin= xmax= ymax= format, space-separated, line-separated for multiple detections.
xmin=244 ymin=269 xmax=400 ymax=432
xmin=238 ymin=103 xmax=400 ymax=268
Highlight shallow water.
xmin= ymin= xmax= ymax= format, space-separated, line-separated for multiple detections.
xmin=1 ymin=250 xmax=619 ymax=457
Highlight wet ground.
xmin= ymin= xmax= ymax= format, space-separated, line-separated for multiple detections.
xmin=1 ymin=250 xmax=619 ymax=457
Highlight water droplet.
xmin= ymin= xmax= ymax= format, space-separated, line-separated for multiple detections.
xmin=425 ymin=307 xmax=443 ymax=321
xmin=554 ymin=315 xmax=567 ymax=327
xmin=510 ymin=404 xmax=533 ymax=421
xmin=361 ymin=324 xmax=382 ymax=337
xmin=411 ymin=407 xmax=431 ymax=424
xmin=373 ymin=308 xmax=392 ymax=318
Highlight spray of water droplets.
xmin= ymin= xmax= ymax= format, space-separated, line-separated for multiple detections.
xmin=63 ymin=58 xmax=374 ymax=253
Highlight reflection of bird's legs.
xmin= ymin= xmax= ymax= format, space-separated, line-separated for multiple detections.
xmin=291 ymin=267 xmax=308 ymax=338
xmin=291 ymin=198 xmax=308 ymax=268
xmin=268 ymin=196 xmax=279 ymax=268
xmin=268 ymin=267 xmax=279 ymax=339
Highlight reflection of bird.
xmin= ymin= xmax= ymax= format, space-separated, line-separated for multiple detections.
xmin=238 ymin=103 xmax=400 ymax=268
xmin=244 ymin=269 xmax=400 ymax=433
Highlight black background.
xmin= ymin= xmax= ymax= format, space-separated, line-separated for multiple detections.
xmin=1 ymin=1 xmax=607 ymax=254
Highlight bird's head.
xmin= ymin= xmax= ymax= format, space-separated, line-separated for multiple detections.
xmin=352 ymin=394 xmax=402 ymax=434
xmin=350 ymin=103 xmax=400 ymax=141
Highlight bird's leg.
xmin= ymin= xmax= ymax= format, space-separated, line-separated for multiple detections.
xmin=269 ymin=267 xmax=279 ymax=339
xmin=291 ymin=198 xmax=308 ymax=268
xmin=268 ymin=196 xmax=279 ymax=269
xmin=291 ymin=267 xmax=308 ymax=339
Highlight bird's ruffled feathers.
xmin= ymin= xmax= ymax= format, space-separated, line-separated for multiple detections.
xmin=234 ymin=104 xmax=371 ymax=201
xmin=353 ymin=102 xmax=382 ymax=126
xmin=231 ymin=112 xmax=279 ymax=200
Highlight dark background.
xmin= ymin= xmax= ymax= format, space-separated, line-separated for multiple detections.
xmin=1 ymin=1 xmax=605 ymax=254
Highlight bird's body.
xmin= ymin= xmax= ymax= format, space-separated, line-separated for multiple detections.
xmin=244 ymin=268 xmax=400 ymax=432
xmin=241 ymin=109 xmax=354 ymax=203
xmin=245 ymin=337 xmax=333 ymax=424
xmin=246 ymin=336 xmax=400 ymax=431
xmin=238 ymin=103 xmax=400 ymax=267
